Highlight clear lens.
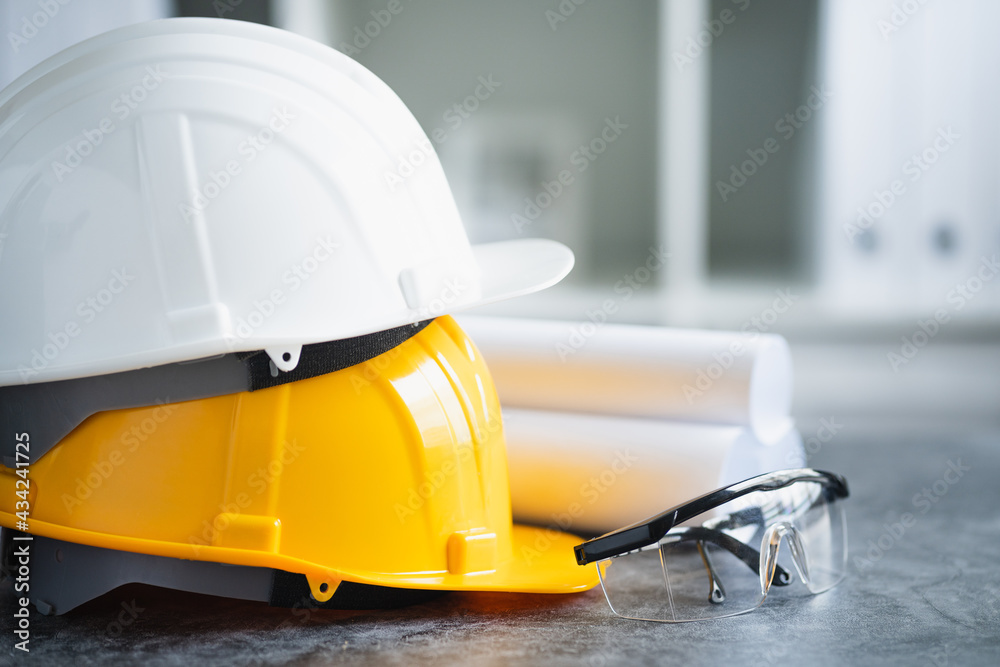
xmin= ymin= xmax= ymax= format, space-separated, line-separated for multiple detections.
xmin=597 ymin=480 xmax=846 ymax=622
xmin=797 ymin=486 xmax=848 ymax=593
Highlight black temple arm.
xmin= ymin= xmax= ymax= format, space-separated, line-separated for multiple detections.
xmin=654 ymin=526 xmax=792 ymax=587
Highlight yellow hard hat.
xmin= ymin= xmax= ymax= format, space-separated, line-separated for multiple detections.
xmin=0 ymin=317 xmax=597 ymax=609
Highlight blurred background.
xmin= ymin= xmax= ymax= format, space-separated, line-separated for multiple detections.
xmin=2 ymin=0 xmax=998 ymax=429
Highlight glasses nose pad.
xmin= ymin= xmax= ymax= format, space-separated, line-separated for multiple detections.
xmin=759 ymin=522 xmax=812 ymax=596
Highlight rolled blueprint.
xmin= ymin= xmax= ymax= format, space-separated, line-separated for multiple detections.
xmin=503 ymin=408 xmax=805 ymax=536
xmin=458 ymin=315 xmax=793 ymax=445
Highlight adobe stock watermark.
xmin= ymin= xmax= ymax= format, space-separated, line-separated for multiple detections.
xmin=105 ymin=599 xmax=144 ymax=637
xmin=188 ymin=438 xmax=306 ymax=555
xmin=672 ymin=0 xmax=751 ymax=72
xmin=586 ymin=646 xmax=624 ymax=667
xmin=913 ymin=459 xmax=973 ymax=514
xmin=50 ymin=65 xmax=167 ymax=183
xmin=844 ymin=127 xmax=959 ymax=243
xmin=430 ymin=74 xmax=502 ymax=145
xmin=854 ymin=458 xmax=970 ymax=572
xmin=17 ymin=267 xmax=135 ymax=383
xmin=393 ymin=408 xmax=504 ymax=522
xmin=927 ymin=643 xmax=962 ymax=667
xmin=406 ymin=275 xmax=471 ymax=323
xmin=7 ymin=0 xmax=72 ymax=54
xmin=384 ymin=74 xmax=502 ymax=191
xmin=178 ymin=107 xmax=296 ymax=222
xmin=682 ymin=288 xmax=799 ymax=404
xmin=224 ymin=235 xmax=340 ymax=348
xmin=338 ymin=0 xmax=410 ymax=57
xmin=350 ymin=277 xmax=473 ymax=395
xmin=782 ymin=417 xmax=843 ymax=468
xmin=887 ymin=254 xmax=998 ymax=371
xmin=392 ymin=441 xmax=477 ymax=523
xmin=555 ymin=245 xmax=670 ymax=361
xmin=877 ymin=0 xmax=930 ymax=40
xmin=11 ymin=462 xmax=32 ymax=654
xmin=212 ymin=0 xmax=242 ymax=16
xmin=545 ymin=0 xmax=588 ymax=31
xmin=519 ymin=448 xmax=638 ymax=565
xmin=273 ymin=565 xmax=344 ymax=629
xmin=716 ymin=85 xmax=831 ymax=202
xmin=512 ymin=116 xmax=628 ymax=234
xmin=947 ymin=254 xmax=1000 ymax=310
xmin=60 ymin=399 xmax=178 ymax=513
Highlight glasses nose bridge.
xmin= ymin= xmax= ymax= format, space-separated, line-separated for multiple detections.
xmin=759 ymin=521 xmax=811 ymax=595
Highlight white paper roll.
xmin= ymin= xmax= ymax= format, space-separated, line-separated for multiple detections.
xmin=504 ymin=408 xmax=805 ymax=536
xmin=459 ymin=315 xmax=794 ymax=444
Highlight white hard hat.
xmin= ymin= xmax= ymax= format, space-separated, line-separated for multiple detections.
xmin=0 ymin=18 xmax=573 ymax=387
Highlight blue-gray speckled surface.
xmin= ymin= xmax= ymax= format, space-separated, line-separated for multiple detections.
xmin=2 ymin=424 xmax=999 ymax=666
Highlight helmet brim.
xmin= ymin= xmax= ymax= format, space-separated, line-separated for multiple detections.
xmin=326 ymin=524 xmax=599 ymax=594
xmin=469 ymin=239 xmax=575 ymax=309
xmin=489 ymin=524 xmax=600 ymax=593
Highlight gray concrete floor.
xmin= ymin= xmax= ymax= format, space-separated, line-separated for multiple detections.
xmin=2 ymin=423 xmax=999 ymax=666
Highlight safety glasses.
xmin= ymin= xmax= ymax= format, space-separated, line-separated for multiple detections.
xmin=574 ymin=468 xmax=849 ymax=623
